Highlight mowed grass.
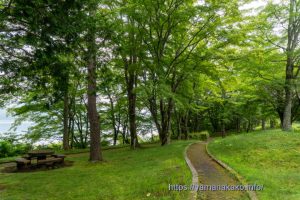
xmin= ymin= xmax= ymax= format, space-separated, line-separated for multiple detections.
xmin=208 ymin=130 xmax=300 ymax=200
xmin=0 ymin=141 xmax=192 ymax=200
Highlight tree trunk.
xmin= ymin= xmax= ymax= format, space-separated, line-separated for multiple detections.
xmin=63 ymin=91 xmax=70 ymax=150
xmin=270 ymin=119 xmax=275 ymax=129
xmin=160 ymin=98 xmax=173 ymax=145
xmin=282 ymin=0 xmax=299 ymax=131
xmin=246 ymin=120 xmax=251 ymax=133
xmin=236 ymin=117 xmax=241 ymax=133
xmin=87 ymin=59 xmax=102 ymax=161
xmin=86 ymin=20 xmax=102 ymax=162
xmin=282 ymin=58 xmax=293 ymax=131
xmin=221 ymin=120 xmax=226 ymax=138
xmin=261 ymin=119 xmax=266 ymax=130
xmin=125 ymin=64 xmax=139 ymax=149
xmin=108 ymin=94 xmax=118 ymax=146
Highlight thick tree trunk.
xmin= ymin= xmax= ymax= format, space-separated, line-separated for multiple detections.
xmin=282 ymin=0 xmax=299 ymax=131
xmin=160 ymin=98 xmax=173 ymax=145
xmin=128 ymin=81 xmax=139 ymax=149
xmin=125 ymin=60 xmax=139 ymax=149
xmin=87 ymin=59 xmax=102 ymax=161
xmin=282 ymin=76 xmax=293 ymax=131
xmin=282 ymin=56 xmax=293 ymax=131
xmin=86 ymin=22 xmax=102 ymax=161
xmin=63 ymin=91 xmax=70 ymax=150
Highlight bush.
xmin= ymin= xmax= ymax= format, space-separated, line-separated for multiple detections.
xmin=189 ymin=131 xmax=210 ymax=141
xmin=14 ymin=143 xmax=32 ymax=155
xmin=101 ymin=140 xmax=110 ymax=147
xmin=0 ymin=141 xmax=14 ymax=158
xmin=0 ymin=140 xmax=32 ymax=158
xmin=47 ymin=143 xmax=62 ymax=150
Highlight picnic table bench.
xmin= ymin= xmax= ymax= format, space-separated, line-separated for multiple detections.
xmin=37 ymin=157 xmax=63 ymax=168
xmin=51 ymin=154 xmax=66 ymax=163
xmin=15 ymin=151 xmax=66 ymax=170
xmin=15 ymin=158 xmax=31 ymax=169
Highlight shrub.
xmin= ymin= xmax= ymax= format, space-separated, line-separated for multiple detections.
xmin=101 ymin=140 xmax=110 ymax=147
xmin=0 ymin=141 xmax=14 ymax=158
xmin=14 ymin=143 xmax=32 ymax=155
xmin=189 ymin=131 xmax=210 ymax=141
xmin=0 ymin=140 xmax=32 ymax=158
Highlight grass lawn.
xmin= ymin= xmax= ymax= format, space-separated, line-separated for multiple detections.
xmin=0 ymin=141 xmax=193 ymax=200
xmin=208 ymin=130 xmax=300 ymax=200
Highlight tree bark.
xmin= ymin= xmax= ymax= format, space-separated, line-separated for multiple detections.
xmin=87 ymin=58 xmax=102 ymax=161
xmin=124 ymin=61 xmax=140 ymax=149
xmin=221 ymin=120 xmax=226 ymax=138
xmin=282 ymin=0 xmax=300 ymax=131
xmin=108 ymin=94 xmax=118 ymax=146
xmin=236 ymin=117 xmax=241 ymax=133
xmin=261 ymin=119 xmax=266 ymax=130
xmin=86 ymin=18 xmax=102 ymax=161
xmin=270 ymin=119 xmax=275 ymax=129
xmin=282 ymin=57 xmax=293 ymax=131
xmin=63 ymin=90 xmax=70 ymax=150
xmin=160 ymin=98 xmax=173 ymax=145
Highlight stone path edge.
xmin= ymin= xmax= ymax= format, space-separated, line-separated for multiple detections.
xmin=205 ymin=142 xmax=258 ymax=200
xmin=184 ymin=142 xmax=200 ymax=200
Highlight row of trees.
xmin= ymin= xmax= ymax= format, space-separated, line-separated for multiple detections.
xmin=0 ymin=0 xmax=299 ymax=161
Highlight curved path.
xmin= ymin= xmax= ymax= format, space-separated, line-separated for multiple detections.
xmin=187 ymin=142 xmax=249 ymax=200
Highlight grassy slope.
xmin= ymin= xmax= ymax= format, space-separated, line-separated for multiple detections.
xmin=0 ymin=141 xmax=192 ymax=200
xmin=208 ymin=130 xmax=300 ymax=200
xmin=0 ymin=144 xmax=131 ymax=164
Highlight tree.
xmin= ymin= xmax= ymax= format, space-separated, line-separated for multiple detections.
xmin=258 ymin=0 xmax=300 ymax=130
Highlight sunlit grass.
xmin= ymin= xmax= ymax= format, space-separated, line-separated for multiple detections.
xmin=0 ymin=141 xmax=192 ymax=200
xmin=208 ymin=130 xmax=300 ymax=200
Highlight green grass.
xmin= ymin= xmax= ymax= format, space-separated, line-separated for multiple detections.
xmin=0 ymin=141 xmax=192 ymax=200
xmin=208 ymin=130 xmax=300 ymax=200
xmin=0 ymin=143 xmax=133 ymax=164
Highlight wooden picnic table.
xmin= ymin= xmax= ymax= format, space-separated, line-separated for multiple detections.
xmin=27 ymin=150 xmax=54 ymax=160
xmin=16 ymin=150 xmax=65 ymax=170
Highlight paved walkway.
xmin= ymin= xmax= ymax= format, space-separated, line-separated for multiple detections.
xmin=187 ymin=142 xmax=249 ymax=200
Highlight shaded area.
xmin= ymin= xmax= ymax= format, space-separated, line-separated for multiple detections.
xmin=187 ymin=142 xmax=248 ymax=200
xmin=0 ymin=160 xmax=74 ymax=173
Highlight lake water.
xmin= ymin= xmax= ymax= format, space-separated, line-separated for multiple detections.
xmin=0 ymin=109 xmax=32 ymax=136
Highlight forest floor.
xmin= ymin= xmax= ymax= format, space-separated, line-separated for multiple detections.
xmin=187 ymin=142 xmax=248 ymax=200
xmin=208 ymin=129 xmax=300 ymax=200
xmin=0 ymin=141 xmax=193 ymax=200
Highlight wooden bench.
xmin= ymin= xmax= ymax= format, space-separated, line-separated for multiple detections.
xmin=51 ymin=154 xmax=66 ymax=163
xmin=37 ymin=157 xmax=63 ymax=168
xmin=22 ymin=155 xmax=31 ymax=160
xmin=15 ymin=158 xmax=31 ymax=169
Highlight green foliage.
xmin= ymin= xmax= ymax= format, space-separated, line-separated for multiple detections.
xmin=100 ymin=140 xmax=110 ymax=147
xmin=0 ymin=0 xmax=298 ymax=149
xmin=0 ymin=141 xmax=13 ymax=158
xmin=0 ymin=140 xmax=31 ymax=158
xmin=189 ymin=131 xmax=210 ymax=141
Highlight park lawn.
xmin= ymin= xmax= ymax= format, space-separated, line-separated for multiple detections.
xmin=208 ymin=130 xmax=300 ymax=200
xmin=0 ymin=141 xmax=192 ymax=200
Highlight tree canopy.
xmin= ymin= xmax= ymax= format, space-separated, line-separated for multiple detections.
xmin=1 ymin=0 xmax=300 ymax=161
